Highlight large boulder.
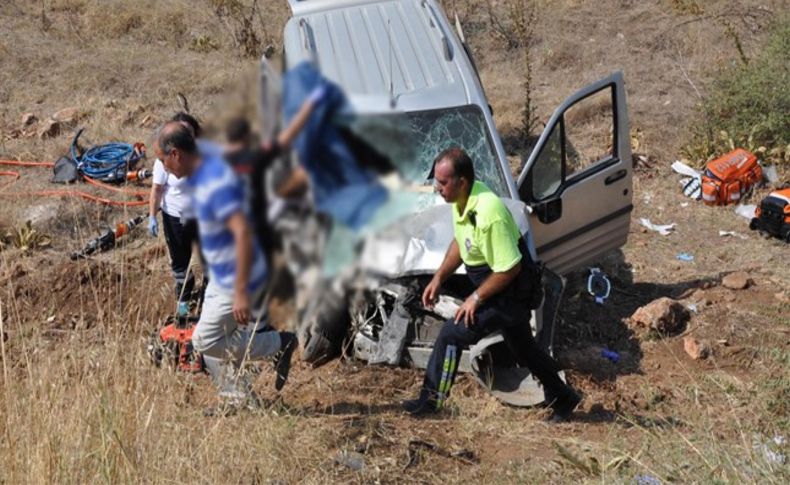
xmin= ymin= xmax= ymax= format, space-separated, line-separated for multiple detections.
xmin=630 ymin=297 xmax=690 ymax=336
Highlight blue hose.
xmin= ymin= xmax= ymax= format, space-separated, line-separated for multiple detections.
xmin=70 ymin=128 xmax=143 ymax=181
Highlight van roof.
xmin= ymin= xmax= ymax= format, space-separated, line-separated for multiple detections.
xmin=284 ymin=0 xmax=471 ymax=112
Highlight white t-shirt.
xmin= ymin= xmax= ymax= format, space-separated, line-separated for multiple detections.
xmin=153 ymin=159 xmax=192 ymax=219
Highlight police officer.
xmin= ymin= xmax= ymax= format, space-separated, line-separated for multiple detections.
xmin=402 ymin=147 xmax=581 ymax=421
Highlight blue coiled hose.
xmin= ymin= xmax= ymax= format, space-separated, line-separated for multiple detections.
xmin=70 ymin=128 xmax=143 ymax=181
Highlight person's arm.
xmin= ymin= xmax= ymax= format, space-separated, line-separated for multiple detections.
xmin=275 ymin=86 xmax=326 ymax=150
xmin=149 ymin=184 xmax=164 ymax=217
xmin=148 ymin=183 xmax=164 ymax=237
xmin=226 ymin=212 xmax=254 ymax=324
xmin=422 ymin=239 xmax=463 ymax=308
xmin=275 ymin=166 xmax=309 ymax=198
xmin=454 ymin=265 xmax=520 ymax=327
xmin=455 ymin=219 xmax=523 ymax=326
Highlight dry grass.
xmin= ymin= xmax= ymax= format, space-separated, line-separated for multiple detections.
xmin=1 ymin=0 xmax=789 ymax=483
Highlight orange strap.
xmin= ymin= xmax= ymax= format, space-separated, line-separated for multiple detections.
xmin=0 ymin=159 xmax=148 ymax=207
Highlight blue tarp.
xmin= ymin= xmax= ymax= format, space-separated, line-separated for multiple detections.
xmin=282 ymin=62 xmax=387 ymax=230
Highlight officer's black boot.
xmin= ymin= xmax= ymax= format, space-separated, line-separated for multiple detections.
xmin=547 ymin=389 xmax=582 ymax=422
xmin=402 ymin=388 xmax=438 ymax=416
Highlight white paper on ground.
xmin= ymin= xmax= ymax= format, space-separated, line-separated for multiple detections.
xmin=640 ymin=218 xmax=676 ymax=236
xmin=719 ymin=230 xmax=748 ymax=240
xmin=734 ymin=204 xmax=757 ymax=220
xmin=763 ymin=165 xmax=779 ymax=184
xmin=671 ymin=160 xmax=701 ymax=178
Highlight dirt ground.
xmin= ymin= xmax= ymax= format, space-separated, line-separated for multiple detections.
xmin=1 ymin=1 xmax=788 ymax=483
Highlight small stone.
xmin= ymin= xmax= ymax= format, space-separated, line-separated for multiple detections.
xmin=630 ymin=297 xmax=690 ymax=336
xmin=722 ymin=272 xmax=752 ymax=290
xmin=775 ymin=291 xmax=788 ymax=302
xmin=683 ymin=336 xmax=710 ymax=360
xmin=334 ymin=450 xmax=365 ymax=471
xmin=38 ymin=119 xmax=61 ymax=138
xmin=691 ymin=289 xmax=712 ymax=307
xmin=21 ymin=112 xmax=37 ymax=126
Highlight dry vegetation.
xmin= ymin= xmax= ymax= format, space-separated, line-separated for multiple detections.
xmin=1 ymin=0 xmax=789 ymax=483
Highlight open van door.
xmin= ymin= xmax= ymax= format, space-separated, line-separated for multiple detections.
xmin=517 ymin=71 xmax=633 ymax=275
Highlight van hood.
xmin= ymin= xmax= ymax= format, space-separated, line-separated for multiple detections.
xmin=355 ymin=192 xmax=532 ymax=277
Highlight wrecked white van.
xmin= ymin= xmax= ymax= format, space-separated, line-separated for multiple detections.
xmin=271 ymin=0 xmax=633 ymax=406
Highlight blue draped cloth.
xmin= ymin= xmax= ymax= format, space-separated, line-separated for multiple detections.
xmin=282 ymin=62 xmax=387 ymax=230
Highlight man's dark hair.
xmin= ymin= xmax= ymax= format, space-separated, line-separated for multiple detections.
xmin=158 ymin=121 xmax=197 ymax=156
xmin=434 ymin=146 xmax=475 ymax=185
xmin=225 ymin=117 xmax=252 ymax=144
xmin=171 ymin=112 xmax=202 ymax=138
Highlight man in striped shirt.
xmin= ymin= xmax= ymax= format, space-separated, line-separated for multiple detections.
xmin=156 ymin=121 xmax=296 ymax=408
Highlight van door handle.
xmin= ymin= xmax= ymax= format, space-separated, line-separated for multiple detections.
xmin=605 ymin=169 xmax=627 ymax=185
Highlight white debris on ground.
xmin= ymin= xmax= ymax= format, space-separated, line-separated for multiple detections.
xmin=734 ymin=204 xmax=757 ymax=220
xmin=640 ymin=218 xmax=676 ymax=236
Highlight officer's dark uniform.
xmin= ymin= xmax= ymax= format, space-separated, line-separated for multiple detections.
xmin=414 ymin=181 xmax=577 ymax=414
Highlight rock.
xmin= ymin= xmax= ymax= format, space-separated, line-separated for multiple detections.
xmin=691 ymin=289 xmax=712 ymax=307
xmin=775 ymin=291 xmax=787 ymax=303
xmin=334 ymin=451 xmax=365 ymax=471
xmin=38 ymin=119 xmax=61 ymax=139
xmin=51 ymin=107 xmax=80 ymax=123
xmin=630 ymin=297 xmax=690 ymax=335
xmin=21 ymin=112 xmax=37 ymax=126
xmin=683 ymin=336 xmax=710 ymax=360
xmin=722 ymin=272 xmax=752 ymax=290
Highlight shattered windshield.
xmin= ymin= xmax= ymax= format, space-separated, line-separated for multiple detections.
xmin=342 ymin=105 xmax=509 ymax=196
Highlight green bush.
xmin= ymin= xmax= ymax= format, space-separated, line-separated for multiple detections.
xmin=684 ymin=18 xmax=789 ymax=169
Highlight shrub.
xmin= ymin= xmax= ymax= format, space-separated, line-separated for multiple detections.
xmin=684 ymin=17 xmax=789 ymax=170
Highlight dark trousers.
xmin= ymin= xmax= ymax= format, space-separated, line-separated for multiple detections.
xmin=422 ymin=266 xmax=571 ymax=407
xmin=161 ymin=212 xmax=206 ymax=304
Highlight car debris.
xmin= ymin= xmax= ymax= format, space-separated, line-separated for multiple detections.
xmin=640 ymin=218 xmax=676 ymax=236
xmin=600 ymin=348 xmax=620 ymax=363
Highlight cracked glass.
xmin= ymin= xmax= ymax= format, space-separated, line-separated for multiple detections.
xmin=342 ymin=105 xmax=509 ymax=196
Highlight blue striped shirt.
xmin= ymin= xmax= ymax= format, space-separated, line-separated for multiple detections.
xmin=187 ymin=152 xmax=267 ymax=293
